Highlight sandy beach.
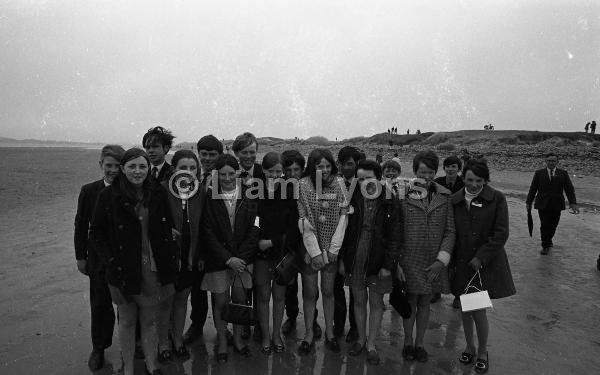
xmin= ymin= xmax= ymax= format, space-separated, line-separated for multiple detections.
xmin=1 ymin=147 xmax=599 ymax=375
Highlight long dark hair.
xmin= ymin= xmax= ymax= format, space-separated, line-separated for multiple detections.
xmin=118 ymin=148 xmax=152 ymax=204
xmin=303 ymin=148 xmax=338 ymax=187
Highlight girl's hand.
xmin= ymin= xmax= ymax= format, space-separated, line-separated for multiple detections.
xmin=327 ymin=252 xmax=338 ymax=264
xmin=227 ymin=257 xmax=247 ymax=273
xmin=258 ymin=239 xmax=272 ymax=251
xmin=425 ymin=260 xmax=444 ymax=283
xmin=311 ymin=255 xmax=325 ymax=270
xmin=378 ymin=268 xmax=391 ymax=279
xmin=396 ymin=265 xmax=406 ymax=282
xmin=468 ymin=257 xmax=482 ymax=271
xmin=108 ymin=285 xmax=127 ymax=305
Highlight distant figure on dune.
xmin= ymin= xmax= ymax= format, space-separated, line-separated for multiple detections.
xmin=585 ymin=122 xmax=590 ymax=133
xmin=484 ymin=125 xmax=489 ymax=130
xmin=416 ymin=129 xmax=421 ymax=135
xmin=407 ymin=129 xmax=410 ymax=135
xmin=591 ymin=121 xmax=597 ymax=135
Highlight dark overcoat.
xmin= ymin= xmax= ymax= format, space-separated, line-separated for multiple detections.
xmin=74 ymin=179 xmax=106 ymax=274
xmin=450 ymin=185 xmax=516 ymax=299
xmin=89 ymin=177 xmax=177 ymax=295
xmin=201 ymin=185 xmax=260 ymax=272
xmin=525 ymin=168 xmax=576 ymax=211
xmin=340 ymin=189 xmax=402 ymax=277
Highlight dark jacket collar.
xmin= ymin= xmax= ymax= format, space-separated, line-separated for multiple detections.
xmin=451 ymin=184 xmax=494 ymax=204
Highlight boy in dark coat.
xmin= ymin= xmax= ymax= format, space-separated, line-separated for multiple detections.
xmin=74 ymin=144 xmax=124 ymax=370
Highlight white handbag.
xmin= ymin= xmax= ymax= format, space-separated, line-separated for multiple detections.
xmin=460 ymin=271 xmax=493 ymax=312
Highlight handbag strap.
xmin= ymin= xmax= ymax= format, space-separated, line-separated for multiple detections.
xmin=463 ymin=270 xmax=484 ymax=294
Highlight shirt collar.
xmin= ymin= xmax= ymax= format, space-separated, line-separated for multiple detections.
xmin=103 ymin=178 xmax=111 ymax=187
xmin=152 ymin=160 xmax=166 ymax=172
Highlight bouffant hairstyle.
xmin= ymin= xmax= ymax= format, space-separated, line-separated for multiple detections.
xmin=412 ymin=150 xmax=439 ymax=173
xmin=171 ymin=149 xmax=199 ymax=170
xmin=214 ymin=154 xmax=240 ymax=171
xmin=337 ymin=146 xmax=365 ymax=164
xmin=262 ymin=152 xmax=282 ymax=170
xmin=196 ymin=134 xmax=223 ymax=154
xmin=100 ymin=144 xmax=125 ymax=163
xmin=462 ymin=158 xmax=490 ymax=182
xmin=281 ymin=149 xmax=306 ymax=170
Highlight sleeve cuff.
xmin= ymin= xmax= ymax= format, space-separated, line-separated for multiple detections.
xmin=436 ymin=251 xmax=451 ymax=267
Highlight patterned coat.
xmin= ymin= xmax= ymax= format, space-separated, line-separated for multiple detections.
xmin=450 ymin=185 xmax=516 ymax=299
xmin=399 ymin=183 xmax=455 ymax=295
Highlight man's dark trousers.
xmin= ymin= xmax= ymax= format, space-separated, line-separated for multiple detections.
xmin=89 ymin=270 xmax=115 ymax=351
xmin=334 ymin=272 xmax=355 ymax=333
xmin=189 ymin=272 xmax=209 ymax=328
xmin=538 ymin=210 xmax=561 ymax=248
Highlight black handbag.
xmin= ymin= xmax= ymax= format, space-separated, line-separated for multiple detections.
xmin=274 ymin=251 xmax=300 ymax=286
xmin=389 ymin=278 xmax=412 ymax=319
xmin=221 ymin=271 xmax=257 ymax=326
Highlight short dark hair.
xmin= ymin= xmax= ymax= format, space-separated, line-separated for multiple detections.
xmin=232 ymin=132 xmax=258 ymax=153
xmin=196 ymin=134 xmax=223 ymax=154
xmin=357 ymin=159 xmax=382 ymax=180
xmin=382 ymin=160 xmax=401 ymax=174
xmin=337 ymin=146 xmax=365 ymax=164
xmin=304 ymin=148 xmax=338 ymax=186
xmin=281 ymin=149 xmax=306 ymax=170
xmin=545 ymin=152 xmax=558 ymax=160
xmin=443 ymin=155 xmax=462 ymax=170
xmin=214 ymin=154 xmax=240 ymax=171
xmin=262 ymin=152 xmax=282 ymax=170
xmin=171 ymin=149 xmax=199 ymax=170
xmin=142 ymin=126 xmax=175 ymax=149
xmin=100 ymin=144 xmax=125 ymax=163
xmin=412 ymin=150 xmax=439 ymax=173
xmin=462 ymin=158 xmax=490 ymax=182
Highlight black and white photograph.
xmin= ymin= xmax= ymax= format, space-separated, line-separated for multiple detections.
xmin=1 ymin=1 xmax=599 ymax=374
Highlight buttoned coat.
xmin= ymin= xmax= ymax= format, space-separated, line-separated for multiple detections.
xmin=89 ymin=177 xmax=177 ymax=295
xmin=201 ymin=185 xmax=260 ymax=273
xmin=399 ymin=183 xmax=455 ymax=295
xmin=450 ymin=185 xmax=516 ymax=299
xmin=74 ymin=179 xmax=106 ymax=274
xmin=161 ymin=180 xmax=206 ymax=268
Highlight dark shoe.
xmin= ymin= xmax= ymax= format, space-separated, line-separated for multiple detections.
xmin=259 ymin=345 xmax=272 ymax=355
xmin=182 ymin=324 xmax=202 ymax=344
xmin=430 ymin=292 xmax=441 ymax=303
xmin=367 ymin=350 xmax=380 ymax=365
xmin=347 ymin=342 xmax=365 ymax=356
xmin=596 ymin=256 xmax=600 ymax=271
xmin=459 ymin=352 xmax=474 ymax=364
xmin=402 ymin=345 xmax=415 ymax=361
xmin=281 ymin=318 xmax=296 ymax=335
xmin=157 ymin=348 xmax=172 ymax=363
xmin=88 ymin=349 xmax=104 ymax=371
xmin=216 ymin=352 xmax=228 ymax=363
xmin=134 ymin=344 xmax=145 ymax=359
xmin=298 ymin=340 xmax=314 ymax=356
xmin=253 ymin=327 xmax=262 ymax=343
xmin=415 ymin=346 xmax=428 ymax=362
xmin=324 ymin=336 xmax=341 ymax=353
xmin=241 ymin=326 xmax=251 ymax=340
xmin=333 ymin=325 xmax=344 ymax=337
xmin=345 ymin=328 xmax=358 ymax=343
xmin=233 ymin=345 xmax=251 ymax=358
xmin=452 ymin=297 xmax=461 ymax=309
xmin=272 ymin=342 xmax=285 ymax=353
xmin=474 ymin=352 xmax=489 ymax=374
xmin=541 ymin=247 xmax=550 ymax=255
xmin=313 ymin=321 xmax=323 ymax=339
xmin=174 ymin=345 xmax=190 ymax=361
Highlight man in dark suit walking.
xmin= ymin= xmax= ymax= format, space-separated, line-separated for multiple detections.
xmin=526 ymin=153 xmax=579 ymax=255
xmin=74 ymin=145 xmax=125 ymax=370
xmin=143 ymin=126 xmax=175 ymax=184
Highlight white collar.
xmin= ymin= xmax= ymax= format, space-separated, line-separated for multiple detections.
xmin=103 ymin=179 xmax=111 ymax=187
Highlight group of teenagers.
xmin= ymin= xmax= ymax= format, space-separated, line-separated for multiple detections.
xmin=75 ymin=126 xmax=516 ymax=375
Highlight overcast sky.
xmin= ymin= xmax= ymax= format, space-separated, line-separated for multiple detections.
xmin=1 ymin=0 xmax=599 ymax=144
